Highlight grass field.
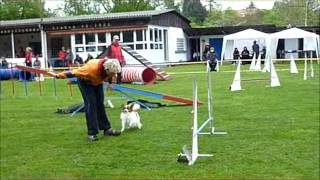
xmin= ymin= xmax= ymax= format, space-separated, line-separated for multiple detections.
xmin=0 ymin=63 xmax=319 ymax=180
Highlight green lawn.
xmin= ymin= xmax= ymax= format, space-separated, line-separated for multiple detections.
xmin=1 ymin=63 xmax=319 ymax=180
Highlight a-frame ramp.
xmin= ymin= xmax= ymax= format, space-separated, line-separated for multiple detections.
xmin=121 ymin=46 xmax=171 ymax=81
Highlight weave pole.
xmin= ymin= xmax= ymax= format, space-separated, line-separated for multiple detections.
xmin=10 ymin=63 xmax=15 ymax=96
xmin=38 ymin=76 xmax=42 ymax=96
xmin=23 ymin=66 xmax=28 ymax=96
xmin=196 ymin=61 xmax=227 ymax=135
xmin=177 ymin=80 xmax=213 ymax=166
xmin=68 ymin=82 xmax=73 ymax=97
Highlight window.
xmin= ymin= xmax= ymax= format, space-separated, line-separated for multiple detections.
xmin=176 ymin=38 xmax=185 ymax=51
xmin=75 ymin=34 xmax=83 ymax=44
xmin=86 ymin=46 xmax=96 ymax=52
xmin=123 ymin=31 xmax=133 ymax=42
xmin=155 ymin=29 xmax=158 ymax=42
xmin=85 ymin=33 xmax=95 ymax=45
xmin=76 ymin=47 xmax=84 ymax=52
xmin=136 ymin=30 xmax=143 ymax=41
xmin=159 ymin=30 xmax=162 ymax=41
xmin=136 ymin=44 xmax=143 ymax=50
xmin=98 ymin=46 xmax=107 ymax=52
xmin=143 ymin=30 xmax=147 ymax=41
xmin=98 ymin=33 xmax=106 ymax=43
xmin=150 ymin=28 xmax=153 ymax=41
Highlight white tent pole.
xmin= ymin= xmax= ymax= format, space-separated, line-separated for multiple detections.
xmin=310 ymin=52 xmax=314 ymax=78
xmin=11 ymin=32 xmax=15 ymax=60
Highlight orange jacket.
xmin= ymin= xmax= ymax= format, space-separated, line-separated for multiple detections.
xmin=68 ymin=59 xmax=107 ymax=86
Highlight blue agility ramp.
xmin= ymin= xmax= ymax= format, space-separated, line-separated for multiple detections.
xmin=111 ymin=84 xmax=199 ymax=106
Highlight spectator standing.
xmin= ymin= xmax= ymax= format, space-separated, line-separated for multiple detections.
xmin=252 ymin=40 xmax=260 ymax=57
xmin=64 ymin=48 xmax=73 ymax=67
xmin=107 ymin=35 xmax=125 ymax=84
xmin=202 ymin=44 xmax=210 ymax=61
xmin=24 ymin=47 xmax=33 ymax=80
xmin=18 ymin=47 xmax=26 ymax=58
xmin=58 ymin=46 xmax=66 ymax=67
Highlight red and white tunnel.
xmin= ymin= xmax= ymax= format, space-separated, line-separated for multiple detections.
xmin=121 ymin=67 xmax=156 ymax=84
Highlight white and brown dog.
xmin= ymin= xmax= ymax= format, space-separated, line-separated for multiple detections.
xmin=120 ymin=103 xmax=142 ymax=132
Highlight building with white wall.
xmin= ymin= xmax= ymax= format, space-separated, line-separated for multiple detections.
xmin=0 ymin=9 xmax=190 ymax=68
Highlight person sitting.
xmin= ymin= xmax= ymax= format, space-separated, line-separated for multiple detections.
xmin=233 ymin=48 xmax=240 ymax=64
xmin=84 ymin=54 xmax=94 ymax=64
xmin=1 ymin=57 xmax=9 ymax=69
xmin=74 ymin=54 xmax=84 ymax=65
xmin=207 ymin=47 xmax=218 ymax=71
xmin=33 ymin=55 xmax=41 ymax=69
xmin=241 ymin=47 xmax=250 ymax=64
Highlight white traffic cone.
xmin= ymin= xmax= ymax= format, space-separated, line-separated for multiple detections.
xmin=289 ymin=54 xmax=298 ymax=73
xmin=262 ymin=55 xmax=270 ymax=73
xmin=249 ymin=53 xmax=256 ymax=71
xmin=270 ymin=58 xmax=280 ymax=87
xmin=304 ymin=53 xmax=307 ymax=80
xmin=230 ymin=59 xmax=241 ymax=91
xmin=254 ymin=53 xmax=261 ymax=71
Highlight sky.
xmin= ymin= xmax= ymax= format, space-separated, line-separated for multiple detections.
xmin=44 ymin=0 xmax=276 ymax=14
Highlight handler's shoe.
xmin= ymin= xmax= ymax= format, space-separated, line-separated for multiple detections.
xmin=87 ymin=135 xmax=98 ymax=142
xmin=104 ymin=129 xmax=121 ymax=136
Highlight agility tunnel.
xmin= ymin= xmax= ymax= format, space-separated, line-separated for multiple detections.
xmin=0 ymin=68 xmax=20 ymax=80
xmin=121 ymin=67 xmax=156 ymax=84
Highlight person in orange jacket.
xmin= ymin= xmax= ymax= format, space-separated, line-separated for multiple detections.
xmin=55 ymin=58 xmax=122 ymax=142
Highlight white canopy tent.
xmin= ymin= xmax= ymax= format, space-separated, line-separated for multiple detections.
xmin=221 ymin=29 xmax=269 ymax=61
xmin=267 ymin=27 xmax=320 ymax=59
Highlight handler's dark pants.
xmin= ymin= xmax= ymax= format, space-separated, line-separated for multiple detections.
xmin=78 ymin=79 xmax=111 ymax=135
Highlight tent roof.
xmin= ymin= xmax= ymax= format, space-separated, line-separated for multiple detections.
xmin=270 ymin=27 xmax=318 ymax=39
xmin=223 ymin=28 xmax=269 ymax=40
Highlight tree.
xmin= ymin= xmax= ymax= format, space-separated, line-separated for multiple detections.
xmin=262 ymin=0 xmax=320 ymax=26
xmin=0 ymin=0 xmax=48 ymax=20
xmin=111 ymin=0 xmax=154 ymax=13
xmin=203 ymin=8 xmax=240 ymax=27
xmin=182 ymin=0 xmax=207 ymax=24
xmin=63 ymin=0 xmax=102 ymax=16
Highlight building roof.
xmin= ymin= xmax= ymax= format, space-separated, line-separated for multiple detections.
xmin=0 ymin=9 xmax=189 ymax=27
xmin=185 ymin=25 xmax=320 ymax=36
xmin=185 ymin=25 xmax=277 ymax=36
